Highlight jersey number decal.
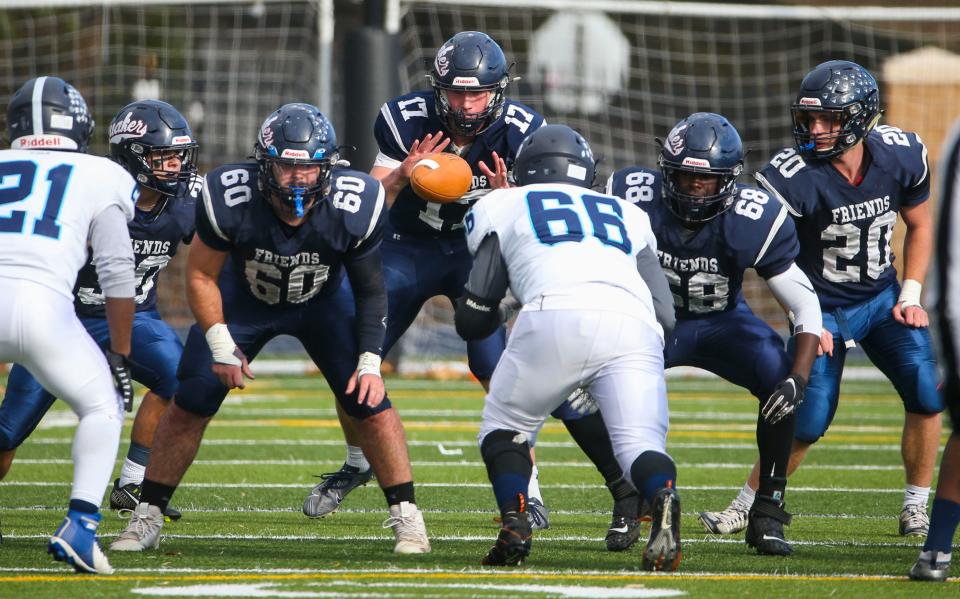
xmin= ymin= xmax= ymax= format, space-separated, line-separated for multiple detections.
xmin=504 ymin=105 xmax=535 ymax=134
xmin=398 ymin=97 xmax=428 ymax=121
xmin=623 ymin=171 xmax=655 ymax=203
xmin=662 ymin=269 xmax=730 ymax=314
xmin=527 ymin=191 xmax=631 ymax=254
xmin=0 ymin=160 xmax=72 ymax=239
xmin=821 ymin=211 xmax=897 ymax=282
xmin=733 ymin=188 xmax=769 ymax=220
xmin=331 ymin=176 xmax=365 ymax=213
xmin=245 ymin=261 xmax=330 ymax=305
xmin=220 ymin=169 xmax=253 ymax=207
xmin=769 ymin=148 xmax=806 ymax=179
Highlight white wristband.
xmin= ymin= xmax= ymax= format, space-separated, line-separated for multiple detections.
xmin=898 ymin=279 xmax=922 ymax=308
xmin=205 ymin=323 xmax=241 ymax=366
xmin=357 ymin=351 xmax=382 ymax=378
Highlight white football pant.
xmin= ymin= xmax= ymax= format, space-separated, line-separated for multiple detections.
xmin=0 ymin=278 xmax=123 ymax=506
xmin=479 ymin=306 xmax=669 ymax=475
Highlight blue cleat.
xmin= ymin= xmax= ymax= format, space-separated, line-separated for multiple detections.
xmin=47 ymin=510 xmax=114 ymax=574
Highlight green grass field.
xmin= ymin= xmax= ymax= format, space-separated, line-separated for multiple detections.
xmin=0 ymin=373 xmax=956 ymax=597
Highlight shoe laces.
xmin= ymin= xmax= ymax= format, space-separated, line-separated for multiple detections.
xmin=902 ymin=505 xmax=929 ymax=524
xmin=716 ymin=506 xmax=748 ymax=524
xmin=382 ymin=508 xmax=426 ymax=542
xmin=312 ymin=469 xmax=358 ymax=491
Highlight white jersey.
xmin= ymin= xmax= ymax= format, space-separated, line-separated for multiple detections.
xmin=0 ymin=149 xmax=136 ymax=299
xmin=465 ymin=182 xmax=661 ymax=334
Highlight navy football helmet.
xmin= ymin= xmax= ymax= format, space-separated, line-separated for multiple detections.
xmin=428 ymin=31 xmax=510 ymax=137
xmin=109 ymin=100 xmax=198 ymax=205
xmin=659 ymin=112 xmax=744 ymax=225
xmin=6 ymin=76 xmax=94 ymax=152
xmin=254 ymin=103 xmax=338 ymax=218
xmin=513 ymin=124 xmax=595 ymax=188
xmin=791 ymin=60 xmax=882 ymax=159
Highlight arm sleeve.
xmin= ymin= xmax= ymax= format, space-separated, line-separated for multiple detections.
xmin=343 ymin=247 xmax=387 ymax=356
xmin=89 ymin=204 xmax=136 ymax=298
xmin=766 ymin=262 xmax=822 ymax=336
xmin=455 ymin=232 xmax=509 ymax=341
xmin=636 ymin=244 xmax=675 ymax=337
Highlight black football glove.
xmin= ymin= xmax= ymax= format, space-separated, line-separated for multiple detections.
xmin=105 ymin=349 xmax=134 ymax=412
xmin=762 ymin=373 xmax=806 ymax=425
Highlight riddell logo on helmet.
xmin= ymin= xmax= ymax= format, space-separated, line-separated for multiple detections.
xmin=681 ymin=157 xmax=711 ymax=168
xmin=13 ymin=136 xmax=63 ymax=148
xmin=799 ymin=97 xmax=822 ymax=106
xmin=452 ymin=77 xmax=480 ymax=87
xmin=172 ymin=136 xmax=193 ymax=145
xmin=280 ymin=149 xmax=310 ymax=159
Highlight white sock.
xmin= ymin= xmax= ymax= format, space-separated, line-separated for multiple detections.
xmin=118 ymin=458 xmax=146 ymax=487
xmin=346 ymin=445 xmax=370 ymax=471
xmin=71 ymin=410 xmax=122 ymax=507
xmin=527 ymin=464 xmax=543 ymax=502
xmin=731 ymin=483 xmax=756 ymax=511
xmin=904 ymin=484 xmax=930 ymax=508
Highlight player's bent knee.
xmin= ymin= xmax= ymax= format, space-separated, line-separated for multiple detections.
xmin=900 ymin=366 xmax=944 ymax=415
xmin=336 ymin=394 xmax=393 ymax=420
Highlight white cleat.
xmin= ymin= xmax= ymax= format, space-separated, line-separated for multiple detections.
xmin=382 ymin=501 xmax=431 ymax=554
xmin=698 ymin=505 xmax=749 ymax=535
xmin=109 ymin=502 xmax=164 ymax=552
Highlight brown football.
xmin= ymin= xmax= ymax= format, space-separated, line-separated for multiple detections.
xmin=409 ymin=152 xmax=473 ymax=204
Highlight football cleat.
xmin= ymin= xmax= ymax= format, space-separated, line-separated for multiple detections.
xmin=698 ymin=504 xmax=749 ymax=534
xmin=483 ymin=499 xmax=532 ymax=567
xmin=109 ymin=502 xmax=164 ymax=552
xmin=303 ymin=464 xmax=373 ymax=518
xmin=527 ymin=497 xmax=550 ymax=530
xmin=606 ymin=493 xmax=642 ymax=552
xmin=745 ymin=496 xmax=793 ymax=556
xmin=110 ymin=479 xmax=182 ymax=522
xmin=899 ymin=504 xmax=930 ymax=537
xmin=642 ymin=487 xmax=682 ymax=571
xmin=48 ymin=510 xmax=113 ymax=574
xmin=382 ymin=501 xmax=431 ymax=554
xmin=909 ymin=550 xmax=951 ymax=582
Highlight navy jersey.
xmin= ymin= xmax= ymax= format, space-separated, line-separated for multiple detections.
xmin=74 ymin=175 xmax=200 ymax=317
xmin=197 ymin=163 xmax=385 ymax=307
xmin=373 ymin=90 xmax=544 ymax=237
xmin=756 ymin=126 xmax=929 ymax=310
xmin=608 ymin=166 xmax=799 ymax=320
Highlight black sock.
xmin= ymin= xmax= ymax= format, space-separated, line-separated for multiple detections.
xmin=68 ymin=499 xmax=98 ymax=514
xmin=563 ymin=412 xmax=623 ymax=484
xmin=756 ymin=407 xmax=794 ymax=501
xmin=606 ymin=476 xmax=638 ymax=501
xmin=140 ymin=479 xmax=177 ymax=513
xmin=480 ymin=429 xmax=533 ymax=511
xmin=382 ymin=481 xmax=415 ymax=506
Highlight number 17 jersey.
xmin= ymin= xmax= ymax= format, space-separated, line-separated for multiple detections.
xmin=755 ymin=126 xmax=929 ymax=310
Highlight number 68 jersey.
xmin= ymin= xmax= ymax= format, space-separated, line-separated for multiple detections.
xmin=755 ymin=126 xmax=929 ymax=310
xmin=606 ymin=166 xmax=799 ymax=320
xmin=198 ymin=163 xmax=385 ymax=307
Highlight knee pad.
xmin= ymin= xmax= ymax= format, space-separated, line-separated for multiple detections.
xmin=480 ymin=429 xmax=532 ymax=478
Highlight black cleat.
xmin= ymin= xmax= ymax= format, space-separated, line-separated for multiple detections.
xmin=745 ymin=495 xmax=793 ymax=556
xmin=482 ymin=495 xmax=532 ymax=567
xmin=606 ymin=493 xmax=642 ymax=552
xmin=642 ymin=487 xmax=681 ymax=571
xmin=110 ymin=478 xmax=182 ymax=522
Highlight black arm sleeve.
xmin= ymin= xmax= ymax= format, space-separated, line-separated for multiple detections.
xmin=344 ymin=247 xmax=388 ymax=355
xmin=636 ymin=245 xmax=676 ymax=338
xmin=455 ymin=233 xmax=510 ymax=341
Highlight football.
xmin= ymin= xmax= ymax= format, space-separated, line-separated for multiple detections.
xmin=409 ymin=152 xmax=472 ymax=204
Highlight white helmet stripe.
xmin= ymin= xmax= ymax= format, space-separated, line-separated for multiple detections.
xmin=32 ymin=75 xmax=47 ymax=136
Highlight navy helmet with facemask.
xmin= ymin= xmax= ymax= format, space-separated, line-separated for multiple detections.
xmin=7 ymin=76 xmax=94 ymax=153
xmin=659 ymin=112 xmax=744 ymax=225
xmin=254 ymin=103 xmax=338 ymax=218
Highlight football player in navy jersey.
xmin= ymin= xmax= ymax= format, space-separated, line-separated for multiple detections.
xmin=607 ymin=113 xmax=821 ymax=555
xmin=0 ymin=100 xmax=198 ymax=526
xmin=306 ymin=30 xmax=553 ymax=525
xmin=703 ymin=60 xmax=943 ymax=539
xmin=111 ymin=103 xmax=431 ymax=555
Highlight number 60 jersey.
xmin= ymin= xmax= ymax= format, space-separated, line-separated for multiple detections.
xmin=606 ymin=167 xmax=799 ymax=320
xmin=755 ymin=126 xmax=929 ymax=310
xmin=198 ymin=163 xmax=385 ymax=306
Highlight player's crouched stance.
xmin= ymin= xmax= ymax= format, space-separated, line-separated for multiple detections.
xmin=455 ymin=125 xmax=681 ymax=570
xmin=110 ymin=103 xmax=430 ymax=555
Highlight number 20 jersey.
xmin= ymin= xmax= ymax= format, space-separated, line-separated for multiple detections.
xmin=606 ymin=166 xmax=799 ymax=321
xmin=465 ymin=182 xmax=661 ymax=334
xmin=373 ymin=90 xmax=544 ymax=237
xmin=74 ymin=176 xmax=199 ymax=317
xmin=198 ymin=163 xmax=385 ymax=307
xmin=755 ymin=126 xmax=929 ymax=310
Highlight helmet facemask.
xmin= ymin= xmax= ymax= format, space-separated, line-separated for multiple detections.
xmin=256 ymin=145 xmax=335 ymax=220
xmin=431 ymin=76 xmax=508 ymax=137
xmin=660 ymin=158 xmax=741 ymax=225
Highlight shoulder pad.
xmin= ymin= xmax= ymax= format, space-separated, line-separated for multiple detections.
xmin=497 ymin=100 xmax=545 ymax=150
xmin=606 ymin=165 xmax=660 ymax=208
xmin=465 ymin=189 xmax=512 ymax=255
xmin=755 ymin=147 xmax=816 ymax=217
xmin=201 ymin=163 xmax=259 ymax=243
xmin=374 ymin=91 xmax=439 ymax=161
xmin=726 ymin=185 xmax=798 ymax=270
xmin=867 ymin=126 xmax=930 ymax=191
xmin=328 ymin=169 xmax=386 ymax=245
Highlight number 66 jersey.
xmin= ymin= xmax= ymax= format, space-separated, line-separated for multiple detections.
xmin=755 ymin=126 xmax=929 ymax=310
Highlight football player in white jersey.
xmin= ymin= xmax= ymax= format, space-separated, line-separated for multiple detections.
xmin=0 ymin=76 xmax=137 ymax=574
xmin=455 ymin=125 xmax=681 ymax=570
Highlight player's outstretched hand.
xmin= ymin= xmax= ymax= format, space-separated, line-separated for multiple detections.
xmin=479 ymin=151 xmax=509 ymax=189
xmin=892 ymin=303 xmax=929 ymax=328
xmin=347 ymin=370 xmax=385 ymax=408
xmin=400 ymin=132 xmax=452 ymax=180
xmin=762 ymin=374 xmax=806 ymax=425
xmin=105 ymin=349 xmax=135 ymax=412
xmin=212 ymin=347 xmax=255 ymax=390
xmin=817 ymin=327 xmax=834 ymax=357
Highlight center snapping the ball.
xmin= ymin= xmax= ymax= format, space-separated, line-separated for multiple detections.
xmin=410 ymin=152 xmax=472 ymax=204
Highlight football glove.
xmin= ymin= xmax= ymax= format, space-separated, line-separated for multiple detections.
xmin=105 ymin=349 xmax=134 ymax=412
xmin=762 ymin=374 xmax=806 ymax=425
